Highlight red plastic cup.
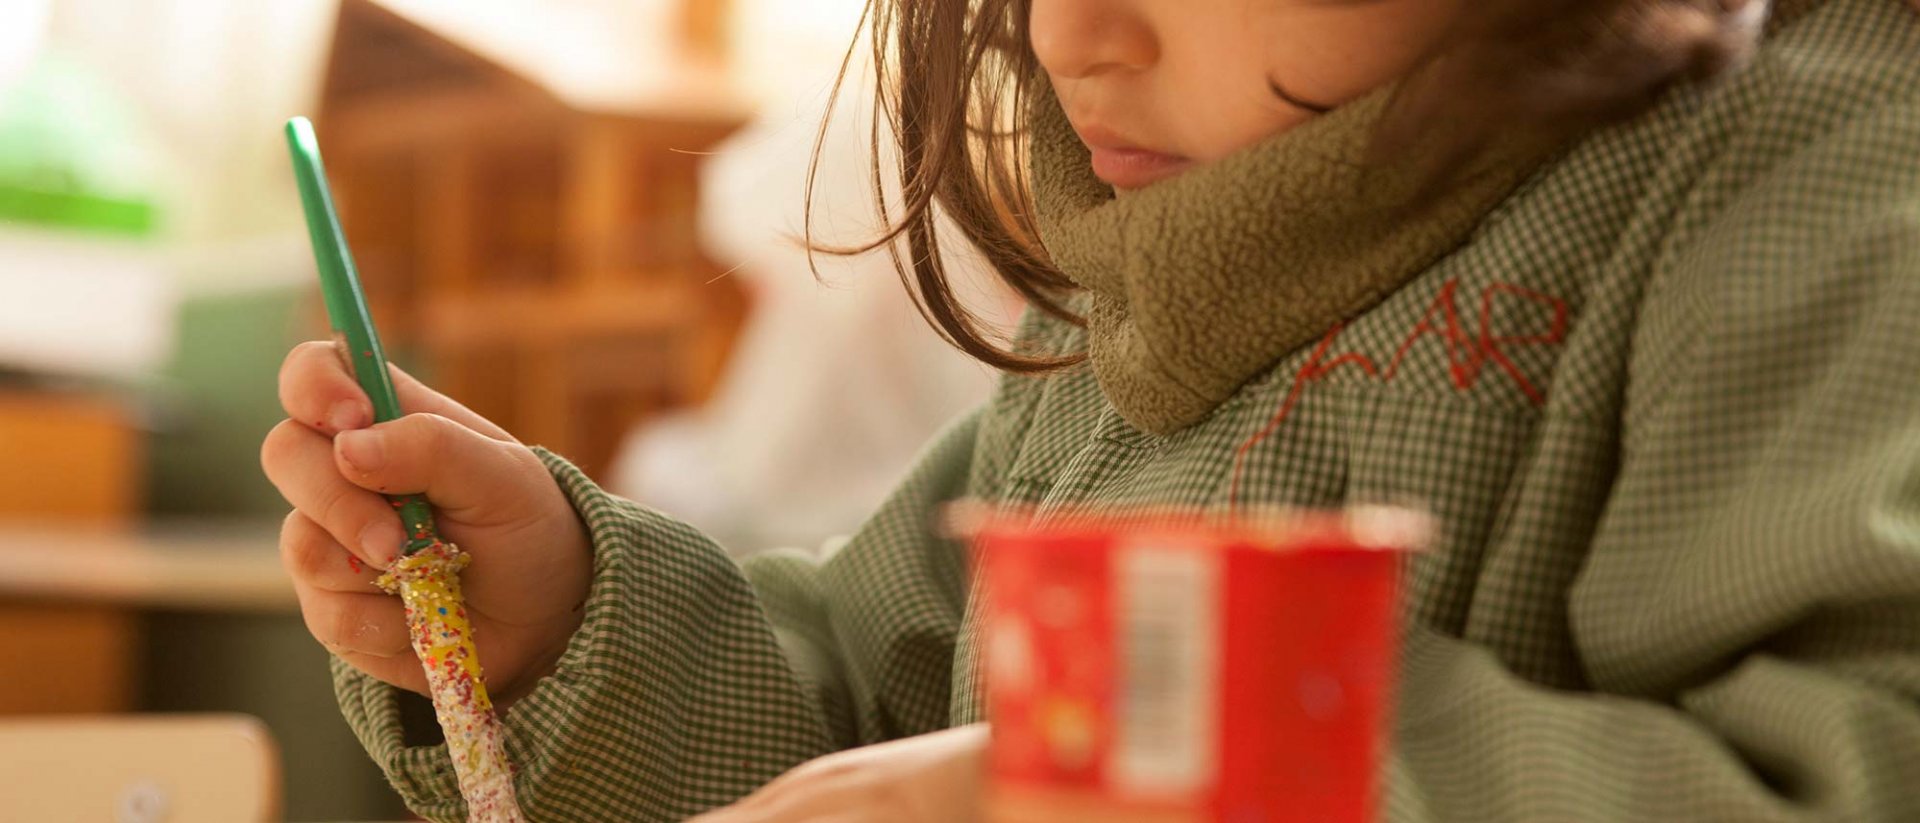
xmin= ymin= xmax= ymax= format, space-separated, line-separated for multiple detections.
xmin=970 ymin=507 xmax=1425 ymax=823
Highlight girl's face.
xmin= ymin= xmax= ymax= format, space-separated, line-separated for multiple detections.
xmin=1032 ymin=0 xmax=1464 ymax=190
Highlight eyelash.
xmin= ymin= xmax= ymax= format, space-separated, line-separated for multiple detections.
xmin=1269 ymin=78 xmax=1335 ymax=114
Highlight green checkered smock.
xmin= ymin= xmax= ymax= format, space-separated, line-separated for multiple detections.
xmin=334 ymin=2 xmax=1920 ymax=819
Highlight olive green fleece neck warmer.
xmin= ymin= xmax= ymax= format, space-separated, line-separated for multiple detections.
xmin=1030 ymin=84 xmax=1554 ymax=435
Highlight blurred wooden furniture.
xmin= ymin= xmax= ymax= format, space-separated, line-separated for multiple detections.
xmin=0 ymin=388 xmax=142 ymax=714
xmin=316 ymin=0 xmax=752 ymax=478
xmin=0 ymin=713 xmax=279 ymax=821
xmin=0 ymin=525 xmax=292 ymax=613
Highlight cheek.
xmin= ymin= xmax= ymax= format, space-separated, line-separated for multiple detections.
xmin=1268 ymin=0 xmax=1465 ymax=100
xmin=1163 ymin=73 xmax=1314 ymax=162
xmin=1163 ymin=0 xmax=1460 ymax=162
xmin=1150 ymin=13 xmax=1314 ymax=162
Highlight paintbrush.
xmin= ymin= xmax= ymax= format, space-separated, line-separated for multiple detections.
xmin=286 ymin=116 xmax=526 ymax=823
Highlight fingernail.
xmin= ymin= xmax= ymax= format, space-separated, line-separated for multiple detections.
xmin=337 ymin=429 xmax=387 ymax=474
xmin=327 ymin=400 xmax=367 ymax=432
xmin=358 ymin=520 xmax=402 ymax=569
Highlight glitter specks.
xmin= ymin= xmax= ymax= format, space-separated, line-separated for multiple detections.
xmin=377 ymin=540 xmax=526 ymax=822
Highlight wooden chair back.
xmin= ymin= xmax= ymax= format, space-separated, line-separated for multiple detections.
xmin=0 ymin=714 xmax=278 ymax=822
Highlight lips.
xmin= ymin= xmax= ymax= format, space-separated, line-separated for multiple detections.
xmin=1070 ymin=121 xmax=1192 ymax=190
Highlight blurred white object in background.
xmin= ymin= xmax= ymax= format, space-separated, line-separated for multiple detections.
xmin=610 ymin=50 xmax=1015 ymax=554
xmin=0 ymin=0 xmax=51 ymax=92
xmin=0 ymin=228 xmax=172 ymax=378
xmin=728 ymin=0 xmax=870 ymax=104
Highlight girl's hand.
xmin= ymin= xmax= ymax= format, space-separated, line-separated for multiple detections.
xmin=262 ymin=340 xmax=592 ymax=710
xmin=690 ymin=725 xmax=989 ymax=823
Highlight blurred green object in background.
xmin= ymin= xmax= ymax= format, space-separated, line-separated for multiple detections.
xmin=146 ymin=284 xmax=304 ymax=518
xmin=0 ymin=50 xmax=159 ymax=236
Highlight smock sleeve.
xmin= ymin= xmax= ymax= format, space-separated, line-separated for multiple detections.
xmin=332 ymin=407 xmax=986 ymax=822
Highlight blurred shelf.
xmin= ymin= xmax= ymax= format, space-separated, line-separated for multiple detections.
xmin=0 ymin=522 xmax=292 ymax=613
xmin=314 ymin=0 xmax=754 ymax=479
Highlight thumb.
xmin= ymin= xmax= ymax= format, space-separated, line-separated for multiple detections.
xmin=333 ymin=413 xmax=551 ymax=527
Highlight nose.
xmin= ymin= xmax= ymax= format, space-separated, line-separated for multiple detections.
xmin=1029 ymin=0 xmax=1158 ymax=80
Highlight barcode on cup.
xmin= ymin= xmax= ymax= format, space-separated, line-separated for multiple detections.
xmin=1109 ymin=540 xmax=1221 ymax=799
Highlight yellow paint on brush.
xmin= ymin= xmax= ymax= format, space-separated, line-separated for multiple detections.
xmin=387 ymin=545 xmax=490 ymax=705
xmin=380 ymin=541 xmax=525 ymax=822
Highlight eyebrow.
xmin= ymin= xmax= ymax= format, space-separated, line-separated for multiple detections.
xmin=1269 ymin=77 xmax=1336 ymax=114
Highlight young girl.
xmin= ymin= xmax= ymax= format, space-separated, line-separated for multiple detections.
xmin=262 ymin=0 xmax=1920 ymax=820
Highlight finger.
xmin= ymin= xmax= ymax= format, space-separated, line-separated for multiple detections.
xmin=335 ymin=648 xmax=429 ymax=696
xmin=279 ymin=510 xmax=385 ymax=594
xmin=702 ymin=759 xmax=866 ymax=823
xmin=292 ymin=581 xmax=410 ymax=658
xmin=332 ymin=413 xmax=551 ymax=525
xmin=698 ymin=788 xmax=872 ymax=823
xmin=687 ymin=796 xmax=818 ymax=823
xmin=698 ymin=729 xmax=991 ymax=822
xmin=278 ymin=340 xmax=512 ymax=440
xmin=690 ymin=807 xmax=871 ymax=823
xmin=278 ymin=340 xmax=370 ymax=436
xmin=262 ymin=419 xmax=408 ymax=568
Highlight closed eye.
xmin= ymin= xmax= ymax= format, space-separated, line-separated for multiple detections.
xmin=1269 ymin=77 xmax=1336 ymax=114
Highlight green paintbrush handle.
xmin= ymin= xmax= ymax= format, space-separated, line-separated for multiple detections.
xmin=285 ymin=116 xmax=440 ymax=555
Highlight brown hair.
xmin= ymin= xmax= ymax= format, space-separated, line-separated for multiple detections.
xmin=808 ymin=0 xmax=1764 ymax=372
